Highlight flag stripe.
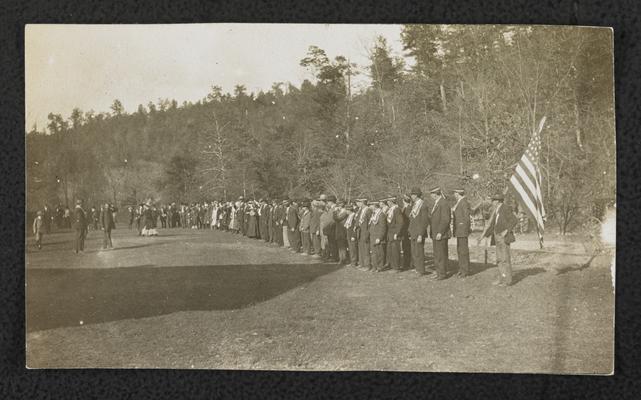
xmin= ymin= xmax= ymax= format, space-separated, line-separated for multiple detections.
xmin=510 ymin=175 xmax=544 ymax=229
xmin=509 ymin=125 xmax=546 ymax=246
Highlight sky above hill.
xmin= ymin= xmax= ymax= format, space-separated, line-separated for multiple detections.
xmin=25 ymin=23 xmax=407 ymax=132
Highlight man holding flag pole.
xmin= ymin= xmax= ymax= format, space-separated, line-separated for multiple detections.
xmin=477 ymin=116 xmax=547 ymax=286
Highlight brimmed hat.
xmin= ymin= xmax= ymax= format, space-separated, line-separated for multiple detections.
xmin=318 ymin=194 xmax=327 ymax=201
xmin=429 ymin=186 xmax=442 ymax=194
xmin=381 ymin=196 xmax=397 ymax=203
xmin=491 ymin=193 xmax=505 ymax=201
xmin=37 ymin=210 xmax=43 ymax=216
xmin=326 ymin=194 xmax=337 ymax=202
xmin=453 ymin=188 xmax=465 ymax=195
xmin=355 ymin=198 xmax=368 ymax=203
xmin=301 ymin=200 xmax=311 ymax=208
xmin=410 ymin=187 xmax=422 ymax=196
xmin=75 ymin=199 xmax=83 ymax=205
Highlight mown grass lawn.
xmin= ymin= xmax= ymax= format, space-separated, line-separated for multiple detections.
xmin=26 ymin=228 xmax=614 ymax=373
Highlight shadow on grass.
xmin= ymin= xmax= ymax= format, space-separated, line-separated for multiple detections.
xmin=26 ymin=262 xmax=342 ymax=332
xmin=512 ymin=267 xmax=547 ymax=284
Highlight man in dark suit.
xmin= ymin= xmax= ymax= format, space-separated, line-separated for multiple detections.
xmin=407 ymin=188 xmax=430 ymax=275
xmin=269 ymin=199 xmax=278 ymax=245
xmin=287 ymin=199 xmax=301 ymax=252
xmin=100 ymin=202 xmax=115 ymax=249
xmin=344 ymin=204 xmax=359 ymax=267
xmin=478 ymin=194 xmax=519 ymax=286
xmin=310 ymin=200 xmax=322 ymax=257
xmin=355 ymin=198 xmax=371 ymax=271
xmin=400 ymin=195 xmax=412 ymax=270
xmin=369 ymin=200 xmax=388 ymax=272
xmin=274 ymin=199 xmax=285 ymax=246
xmin=452 ymin=188 xmax=471 ymax=277
xmin=385 ymin=196 xmax=403 ymax=272
xmin=429 ymin=187 xmax=451 ymax=280
xmin=299 ymin=200 xmax=312 ymax=255
xmin=72 ymin=199 xmax=87 ymax=254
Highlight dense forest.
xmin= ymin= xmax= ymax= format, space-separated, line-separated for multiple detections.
xmin=26 ymin=25 xmax=615 ymax=234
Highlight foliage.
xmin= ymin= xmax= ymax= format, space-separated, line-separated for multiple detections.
xmin=26 ymin=26 xmax=615 ymax=234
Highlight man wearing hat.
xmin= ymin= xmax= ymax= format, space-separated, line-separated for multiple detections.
xmin=343 ymin=203 xmax=359 ymax=267
xmin=355 ymin=198 xmax=371 ymax=270
xmin=429 ymin=187 xmax=451 ymax=280
xmin=269 ymin=199 xmax=279 ymax=245
xmin=408 ymin=188 xmax=430 ymax=275
xmin=259 ymin=198 xmax=270 ymax=242
xmin=334 ymin=199 xmax=350 ymax=264
xmin=310 ymin=200 xmax=323 ymax=258
xmin=299 ymin=200 xmax=312 ymax=255
xmin=100 ymin=202 xmax=116 ymax=250
xmin=320 ymin=195 xmax=338 ymax=261
xmin=400 ymin=195 xmax=412 ymax=270
xmin=452 ymin=189 xmax=471 ymax=277
xmin=369 ymin=199 xmax=388 ymax=271
xmin=72 ymin=199 xmax=87 ymax=254
xmin=287 ymin=198 xmax=301 ymax=252
xmin=385 ymin=196 xmax=404 ymax=272
xmin=282 ymin=198 xmax=291 ymax=248
xmin=478 ymin=193 xmax=519 ymax=286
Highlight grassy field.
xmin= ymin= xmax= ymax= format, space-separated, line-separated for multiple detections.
xmin=26 ymin=226 xmax=614 ymax=373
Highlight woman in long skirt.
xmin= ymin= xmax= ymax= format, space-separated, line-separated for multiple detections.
xmin=246 ymin=204 xmax=259 ymax=238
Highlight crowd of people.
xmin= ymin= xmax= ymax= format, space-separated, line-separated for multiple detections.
xmin=31 ymin=186 xmax=519 ymax=287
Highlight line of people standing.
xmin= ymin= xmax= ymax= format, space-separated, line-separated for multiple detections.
xmin=214 ymin=187 xmax=517 ymax=286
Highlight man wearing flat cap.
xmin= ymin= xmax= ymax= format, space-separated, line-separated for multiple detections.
xmin=385 ymin=197 xmax=403 ymax=272
xmin=430 ymin=187 xmax=451 ymax=280
xmin=355 ymin=198 xmax=371 ymax=270
xmin=407 ymin=188 xmax=430 ymax=275
xmin=452 ymin=189 xmax=471 ymax=277
xmin=478 ymin=193 xmax=518 ymax=286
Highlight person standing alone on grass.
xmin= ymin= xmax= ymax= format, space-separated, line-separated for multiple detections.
xmin=477 ymin=194 xmax=518 ymax=287
xmin=32 ymin=210 xmax=44 ymax=250
xmin=452 ymin=189 xmax=471 ymax=278
xmin=100 ymin=202 xmax=115 ymax=249
xmin=72 ymin=199 xmax=87 ymax=254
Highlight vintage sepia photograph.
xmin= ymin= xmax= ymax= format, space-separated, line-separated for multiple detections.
xmin=25 ymin=23 xmax=615 ymax=373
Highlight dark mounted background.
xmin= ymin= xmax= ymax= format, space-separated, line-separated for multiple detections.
xmin=1 ymin=0 xmax=639 ymax=399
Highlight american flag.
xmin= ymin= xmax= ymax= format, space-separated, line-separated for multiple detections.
xmin=509 ymin=117 xmax=546 ymax=248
